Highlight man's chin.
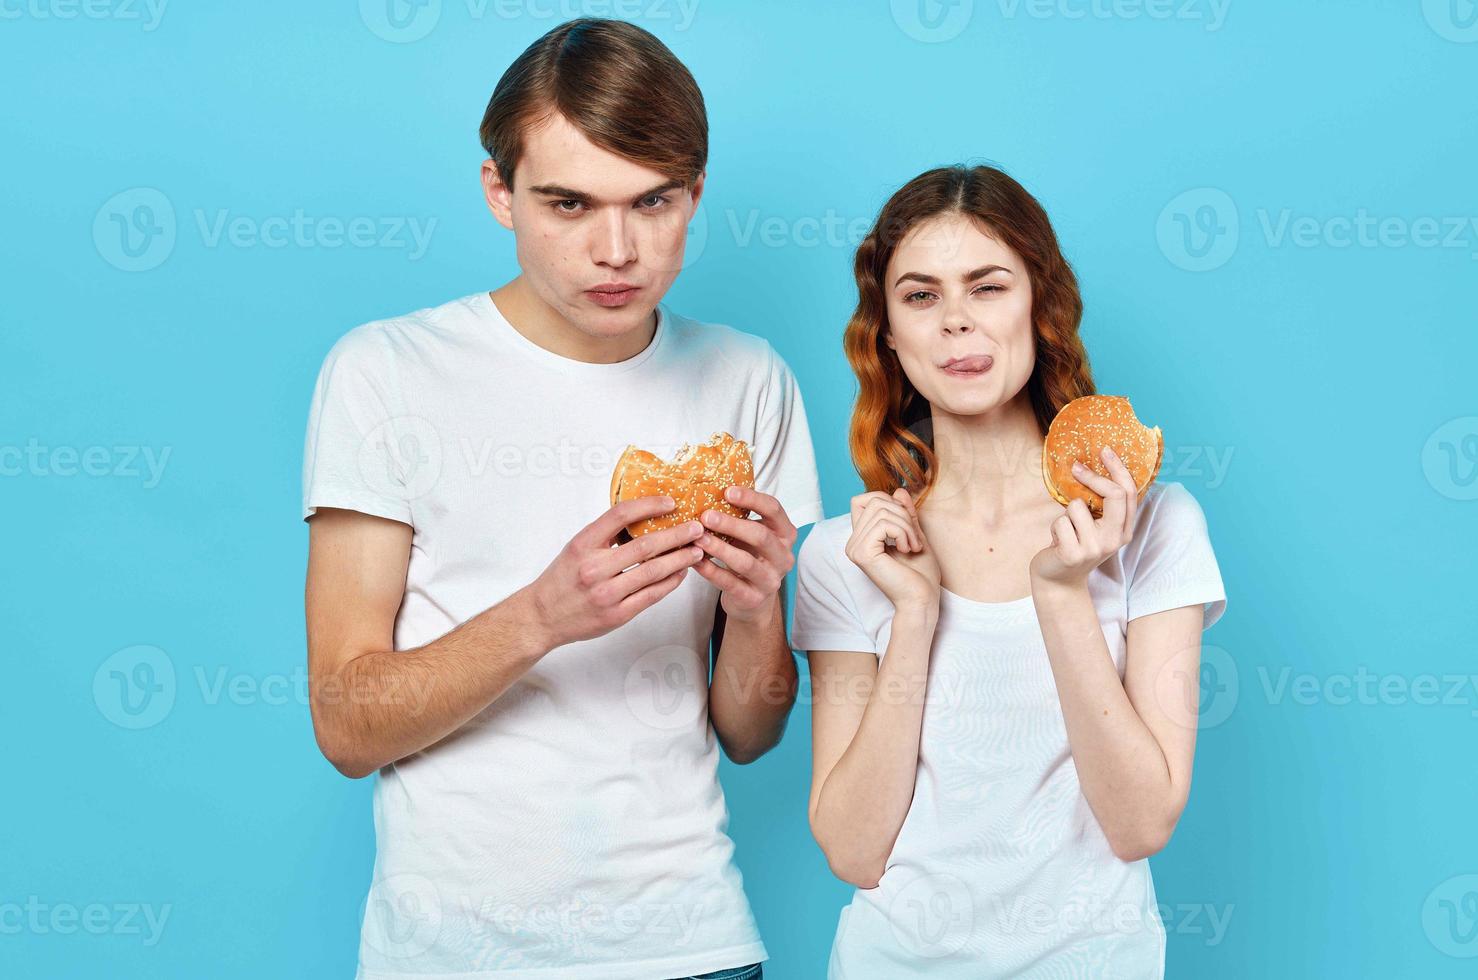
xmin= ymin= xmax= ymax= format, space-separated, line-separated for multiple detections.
xmin=568 ymin=296 xmax=659 ymax=336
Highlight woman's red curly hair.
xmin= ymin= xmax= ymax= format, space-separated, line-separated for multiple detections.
xmin=844 ymin=165 xmax=1096 ymax=506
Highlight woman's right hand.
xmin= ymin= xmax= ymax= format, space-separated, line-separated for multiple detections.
xmin=845 ymin=488 xmax=941 ymax=611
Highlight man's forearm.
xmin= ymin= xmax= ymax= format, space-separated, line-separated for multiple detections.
xmin=311 ymin=587 xmax=553 ymax=777
xmin=708 ymin=595 xmax=797 ymax=764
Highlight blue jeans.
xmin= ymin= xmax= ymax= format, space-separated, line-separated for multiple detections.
xmin=672 ymin=964 xmax=763 ymax=980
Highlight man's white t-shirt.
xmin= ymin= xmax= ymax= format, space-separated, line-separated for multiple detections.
xmin=301 ymin=291 xmax=824 ymax=980
xmin=791 ymin=481 xmax=1226 ymax=980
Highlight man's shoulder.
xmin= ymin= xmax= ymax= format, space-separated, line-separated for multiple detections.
xmin=660 ymin=305 xmax=777 ymax=372
xmin=319 ymin=293 xmax=483 ymax=371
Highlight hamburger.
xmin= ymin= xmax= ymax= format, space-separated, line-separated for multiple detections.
xmin=1042 ymin=395 xmax=1163 ymax=516
xmin=610 ymin=432 xmax=755 ymax=539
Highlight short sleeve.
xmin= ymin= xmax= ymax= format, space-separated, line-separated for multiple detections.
xmin=752 ymin=345 xmax=824 ymax=530
xmin=301 ymin=328 xmax=415 ymax=526
xmin=1125 ymin=482 xmax=1227 ymax=630
xmin=790 ymin=522 xmax=876 ymax=656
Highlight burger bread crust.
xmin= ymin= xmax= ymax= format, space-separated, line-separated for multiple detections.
xmin=610 ymin=432 xmax=755 ymax=539
xmin=1042 ymin=395 xmax=1164 ymax=516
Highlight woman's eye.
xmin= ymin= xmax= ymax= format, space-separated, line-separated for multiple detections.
xmin=973 ymin=283 xmax=1003 ymax=295
xmin=904 ymin=291 xmax=935 ymax=304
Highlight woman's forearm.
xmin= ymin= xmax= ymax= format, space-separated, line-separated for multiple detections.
xmin=812 ymin=602 xmax=939 ymax=887
xmin=1031 ymin=579 xmax=1181 ymax=860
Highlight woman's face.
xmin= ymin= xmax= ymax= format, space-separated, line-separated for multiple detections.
xmin=882 ymin=213 xmax=1036 ymax=419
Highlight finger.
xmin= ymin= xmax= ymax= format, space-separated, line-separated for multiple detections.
xmin=699 ymin=508 xmax=768 ymax=551
xmin=850 ymin=490 xmax=900 ymax=526
xmin=1073 ymin=461 xmax=1126 ymax=537
xmin=692 ymin=550 xmax=767 ymax=605
xmin=860 ymin=513 xmax=917 ymax=557
xmin=616 ymin=564 xmax=691 ymax=618
xmin=859 ymin=498 xmax=920 ymax=552
xmin=602 ymin=519 xmax=704 ymax=574
xmin=584 ymin=495 xmax=677 ymax=546
xmin=1099 ymin=446 xmax=1139 ymax=536
xmin=726 ymin=486 xmax=796 ymax=541
xmin=1051 ymin=513 xmax=1081 ymax=560
xmin=894 ymin=488 xmax=926 ymax=545
xmin=1065 ymin=498 xmax=1096 ymax=544
xmin=696 ymin=530 xmax=774 ymax=588
xmin=610 ymin=542 xmax=705 ymax=599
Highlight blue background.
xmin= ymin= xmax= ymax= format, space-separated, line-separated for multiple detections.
xmin=5 ymin=1 xmax=1477 ymax=976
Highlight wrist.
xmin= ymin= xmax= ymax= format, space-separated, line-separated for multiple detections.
xmin=893 ymin=594 xmax=940 ymax=623
xmin=503 ymin=585 xmax=560 ymax=660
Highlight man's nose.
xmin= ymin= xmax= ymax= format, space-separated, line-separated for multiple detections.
xmin=591 ymin=208 xmax=637 ymax=269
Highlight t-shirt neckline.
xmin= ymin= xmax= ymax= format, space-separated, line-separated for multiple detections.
xmin=939 ymin=585 xmax=1036 ymax=617
xmin=472 ymin=289 xmax=668 ymax=376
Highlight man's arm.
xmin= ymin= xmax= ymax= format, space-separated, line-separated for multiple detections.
xmin=694 ymin=486 xmax=802 ymax=765
xmin=305 ymin=496 xmax=705 ymax=778
xmin=707 ymin=591 xmax=798 ymax=764
xmin=305 ymin=508 xmax=553 ymax=778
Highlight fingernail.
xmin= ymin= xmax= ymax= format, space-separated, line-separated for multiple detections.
xmin=689 ymin=520 xmax=703 ymax=535
xmin=1103 ymin=447 xmax=1118 ymax=461
xmin=725 ymin=487 xmax=740 ymax=502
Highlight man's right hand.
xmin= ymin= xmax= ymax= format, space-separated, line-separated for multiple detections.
xmin=524 ymin=495 xmax=707 ymax=648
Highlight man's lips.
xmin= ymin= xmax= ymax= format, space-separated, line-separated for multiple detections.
xmin=940 ymin=354 xmax=994 ymax=376
xmin=585 ymin=284 xmax=640 ymax=308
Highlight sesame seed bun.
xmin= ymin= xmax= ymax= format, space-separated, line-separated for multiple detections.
xmin=1041 ymin=395 xmax=1163 ymax=516
xmin=610 ymin=432 xmax=755 ymax=539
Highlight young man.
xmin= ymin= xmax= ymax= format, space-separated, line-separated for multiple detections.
xmin=301 ymin=18 xmax=821 ymax=980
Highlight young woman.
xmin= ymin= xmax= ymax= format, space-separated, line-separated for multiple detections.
xmin=792 ymin=165 xmax=1227 ymax=978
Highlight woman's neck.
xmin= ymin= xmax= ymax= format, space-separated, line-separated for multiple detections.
xmin=924 ymin=394 xmax=1047 ymax=524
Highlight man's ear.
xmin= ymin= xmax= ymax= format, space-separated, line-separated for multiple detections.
xmin=482 ymin=160 xmax=514 ymax=230
xmin=688 ymin=170 xmax=706 ymax=214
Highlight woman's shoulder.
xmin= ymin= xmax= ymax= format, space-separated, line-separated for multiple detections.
xmin=798 ymin=512 xmax=854 ymax=568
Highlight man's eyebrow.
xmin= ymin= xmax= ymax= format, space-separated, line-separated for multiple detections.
xmin=892 ymin=265 xmax=1013 ymax=288
xmin=527 ymin=180 xmax=686 ymax=205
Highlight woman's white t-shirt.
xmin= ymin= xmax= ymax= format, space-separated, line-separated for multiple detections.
xmin=302 ymin=292 xmax=824 ymax=980
xmin=791 ymin=482 xmax=1227 ymax=980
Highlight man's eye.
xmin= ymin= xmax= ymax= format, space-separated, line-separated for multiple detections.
xmin=553 ymin=200 xmax=584 ymax=214
xmin=638 ymin=195 xmax=670 ymax=210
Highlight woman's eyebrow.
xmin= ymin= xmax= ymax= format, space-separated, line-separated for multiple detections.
xmin=893 ymin=264 xmax=1012 ymax=288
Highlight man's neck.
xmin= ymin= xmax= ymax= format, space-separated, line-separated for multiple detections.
xmin=489 ymin=277 xmax=657 ymax=364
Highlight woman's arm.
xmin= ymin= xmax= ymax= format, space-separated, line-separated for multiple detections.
xmin=807 ymin=599 xmax=939 ymax=889
xmin=1031 ymin=582 xmax=1204 ymax=861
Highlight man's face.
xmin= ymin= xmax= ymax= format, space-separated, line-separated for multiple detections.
xmin=483 ymin=111 xmax=703 ymax=340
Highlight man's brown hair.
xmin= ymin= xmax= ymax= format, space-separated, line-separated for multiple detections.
xmin=479 ymin=18 xmax=708 ymax=190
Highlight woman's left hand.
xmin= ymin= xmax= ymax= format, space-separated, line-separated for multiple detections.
xmin=1030 ymin=445 xmax=1141 ymax=589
